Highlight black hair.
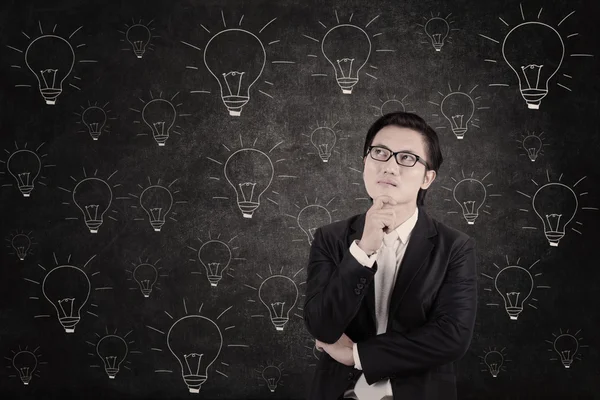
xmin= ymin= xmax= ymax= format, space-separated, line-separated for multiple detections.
xmin=362 ymin=112 xmax=443 ymax=206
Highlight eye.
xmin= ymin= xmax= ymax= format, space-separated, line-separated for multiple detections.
xmin=400 ymin=153 xmax=416 ymax=162
xmin=373 ymin=147 xmax=389 ymax=157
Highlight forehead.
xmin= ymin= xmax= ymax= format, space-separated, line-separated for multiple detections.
xmin=371 ymin=125 xmax=426 ymax=154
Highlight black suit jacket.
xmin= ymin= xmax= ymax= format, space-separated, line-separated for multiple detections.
xmin=304 ymin=205 xmax=477 ymax=400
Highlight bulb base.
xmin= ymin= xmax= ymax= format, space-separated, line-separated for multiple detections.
xmin=208 ymin=276 xmax=222 ymax=287
xmin=19 ymin=186 xmax=34 ymax=197
xmin=59 ymin=316 xmax=80 ymax=333
xmin=40 ymin=88 xmax=61 ymax=105
xmin=505 ymin=307 xmax=522 ymax=321
xmin=150 ymin=221 xmax=165 ymax=232
xmin=271 ymin=317 xmax=289 ymax=331
xmin=184 ymin=374 xmax=207 ymax=393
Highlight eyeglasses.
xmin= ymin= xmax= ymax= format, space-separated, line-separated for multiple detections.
xmin=366 ymin=145 xmax=430 ymax=169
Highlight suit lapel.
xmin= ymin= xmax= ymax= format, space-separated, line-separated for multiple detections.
xmin=387 ymin=206 xmax=437 ymax=321
xmin=347 ymin=206 xmax=438 ymax=332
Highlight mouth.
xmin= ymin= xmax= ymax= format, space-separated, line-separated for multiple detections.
xmin=377 ymin=181 xmax=397 ymax=187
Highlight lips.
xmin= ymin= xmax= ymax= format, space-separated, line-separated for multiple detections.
xmin=377 ymin=180 xmax=397 ymax=187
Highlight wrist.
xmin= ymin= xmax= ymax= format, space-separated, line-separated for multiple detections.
xmin=357 ymin=240 xmax=376 ymax=256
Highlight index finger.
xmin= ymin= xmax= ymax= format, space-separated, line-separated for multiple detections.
xmin=373 ymin=195 xmax=397 ymax=209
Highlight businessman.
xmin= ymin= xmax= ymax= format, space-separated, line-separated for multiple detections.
xmin=304 ymin=112 xmax=477 ymax=400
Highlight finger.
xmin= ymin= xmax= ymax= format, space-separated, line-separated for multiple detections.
xmin=371 ymin=213 xmax=397 ymax=229
xmin=372 ymin=195 xmax=395 ymax=210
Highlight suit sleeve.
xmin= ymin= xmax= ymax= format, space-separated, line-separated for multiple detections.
xmin=303 ymin=227 xmax=378 ymax=344
xmin=357 ymin=237 xmax=477 ymax=384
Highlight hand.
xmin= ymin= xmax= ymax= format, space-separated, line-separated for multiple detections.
xmin=315 ymin=333 xmax=353 ymax=350
xmin=357 ymin=195 xmax=398 ymax=254
xmin=315 ymin=334 xmax=355 ymax=367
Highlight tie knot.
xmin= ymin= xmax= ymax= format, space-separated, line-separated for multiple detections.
xmin=383 ymin=230 xmax=398 ymax=247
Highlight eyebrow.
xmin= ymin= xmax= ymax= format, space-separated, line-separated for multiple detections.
xmin=371 ymin=143 xmax=417 ymax=154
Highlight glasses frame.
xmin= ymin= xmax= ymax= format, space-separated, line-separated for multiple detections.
xmin=366 ymin=145 xmax=430 ymax=169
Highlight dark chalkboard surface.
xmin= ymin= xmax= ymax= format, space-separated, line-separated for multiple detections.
xmin=0 ymin=0 xmax=599 ymax=399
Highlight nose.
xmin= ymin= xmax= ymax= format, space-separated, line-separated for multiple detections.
xmin=383 ymin=157 xmax=400 ymax=174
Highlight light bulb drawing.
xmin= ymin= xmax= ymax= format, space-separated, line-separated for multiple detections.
xmin=97 ymin=335 xmax=128 ymax=379
xmin=24 ymin=252 xmax=111 ymax=333
xmin=370 ymin=94 xmax=414 ymax=117
xmin=302 ymin=120 xmax=348 ymax=163
xmin=503 ymin=23 xmax=564 ymax=109
xmin=453 ymin=179 xmax=485 ymax=224
xmin=73 ymin=178 xmax=112 ymax=233
xmin=120 ymin=19 xmax=157 ymax=58
xmin=88 ymin=328 xmax=142 ymax=379
xmin=7 ymin=22 xmax=96 ymax=105
xmin=59 ymin=168 xmax=122 ymax=233
xmin=6 ymin=230 xmax=36 ymax=261
xmin=130 ymin=177 xmax=187 ymax=232
xmin=169 ymin=315 xmax=222 ymax=393
xmin=189 ymin=233 xmax=243 ymax=288
xmin=74 ymin=101 xmax=116 ymax=141
xmin=518 ymin=131 xmax=546 ymax=162
xmin=311 ymin=127 xmax=336 ymax=163
xmin=183 ymin=11 xmax=293 ymax=116
xmin=3 ymin=142 xmax=52 ymax=198
xmin=484 ymin=351 xmax=503 ymax=377
xmin=546 ymin=329 xmax=588 ymax=369
xmin=198 ymin=240 xmax=232 ymax=287
xmin=13 ymin=351 xmax=37 ymax=385
xmin=517 ymin=171 xmax=598 ymax=247
xmin=440 ymin=93 xmax=474 ymax=139
xmin=42 ymin=265 xmax=90 ymax=333
xmin=494 ymin=266 xmax=533 ymax=320
xmin=303 ymin=11 xmax=394 ymax=95
xmin=322 ymin=24 xmax=371 ymax=94
xmin=147 ymin=298 xmax=249 ymax=393
xmin=443 ymin=170 xmax=500 ymax=225
xmin=25 ymin=36 xmax=74 ymax=105
xmin=126 ymin=256 xmax=167 ymax=298
xmin=482 ymin=255 xmax=550 ymax=321
xmin=141 ymin=185 xmax=173 ymax=231
xmin=298 ymin=205 xmax=332 ymax=244
xmin=208 ymin=137 xmax=294 ymax=219
xmin=7 ymin=149 xmax=40 ymax=197
xmin=417 ymin=13 xmax=458 ymax=52
xmin=480 ymin=5 xmax=594 ymax=109
xmin=257 ymin=274 xmax=299 ymax=331
xmin=256 ymin=363 xmax=285 ymax=392
xmin=225 ymin=149 xmax=273 ymax=218
xmin=479 ymin=347 xmax=510 ymax=377
xmin=284 ymin=196 xmax=338 ymax=245
xmin=131 ymin=91 xmax=189 ymax=147
xmin=533 ymin=183 xmax=577 ymax=247
xmin=133 ymin=263 xmax=158 ymax=297
xmin=430 ymin=83 xmax=488 ymax=140
xmin=6 ymin=346 xmax=47 ymax=385
xmin=205 ymin=29 xmax=265 ymax=116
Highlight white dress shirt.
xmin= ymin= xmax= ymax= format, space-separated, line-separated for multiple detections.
xmin=343 ymin=207 xmax=419 ymax=400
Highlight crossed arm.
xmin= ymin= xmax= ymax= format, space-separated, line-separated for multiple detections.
xmin=304 ymin=227 xmax=477 ymax=385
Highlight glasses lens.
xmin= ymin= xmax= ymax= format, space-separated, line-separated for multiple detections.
xmin=371 ymin=147 xmax=391 ymax=161
xmin=396 ymin=152 xmax=417 ymax=166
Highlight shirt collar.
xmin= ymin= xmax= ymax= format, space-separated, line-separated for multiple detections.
xmin=385 ymin=206 xmax=419 ymax=245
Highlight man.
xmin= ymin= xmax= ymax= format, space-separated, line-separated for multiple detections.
xmin=303 ymin=112 xmax=477 ymax=400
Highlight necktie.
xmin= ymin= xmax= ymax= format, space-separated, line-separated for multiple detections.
xmin=376 ymin=230 xmax=398 ymax=334
xmin=352 ymin=230 xmax=398 ymax=400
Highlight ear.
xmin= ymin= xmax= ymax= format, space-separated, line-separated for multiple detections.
xmin=420 ymin=169 xmax=436 ymax=190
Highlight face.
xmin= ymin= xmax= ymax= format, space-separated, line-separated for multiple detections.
xmin=363 ymin=125 xmax=436 ymax=206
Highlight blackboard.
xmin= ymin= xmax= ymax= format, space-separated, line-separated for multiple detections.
xmin=0 ymin=0 xmax=599 ymax=399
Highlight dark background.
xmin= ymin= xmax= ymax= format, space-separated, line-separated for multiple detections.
xmin=0 ymin=0 xmax=599 ymax=399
